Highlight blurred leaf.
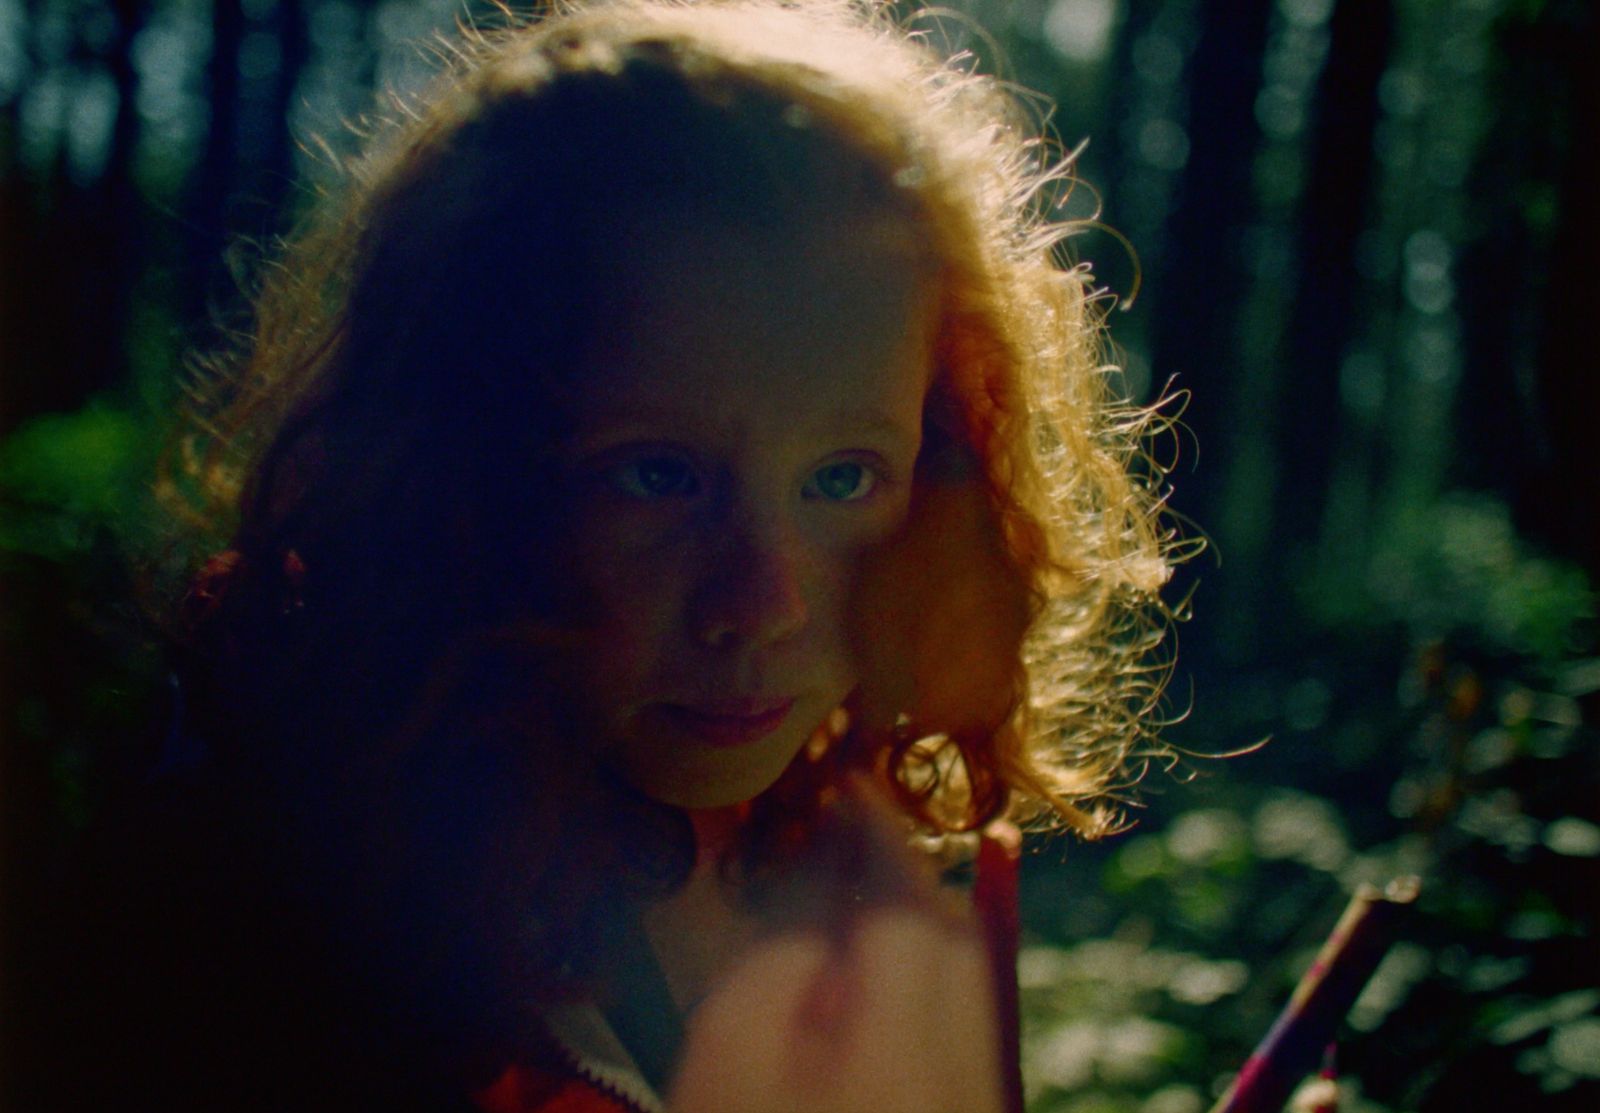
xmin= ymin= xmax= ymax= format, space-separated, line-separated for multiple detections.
xmin=0 ymin=401 xmax=153 ymax=557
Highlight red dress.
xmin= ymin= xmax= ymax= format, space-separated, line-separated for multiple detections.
xmin=476 ymin=1063 xmax=644 ymax=1113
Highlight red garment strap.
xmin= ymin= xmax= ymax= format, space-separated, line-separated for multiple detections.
xmin=975 ymin=829 xmax=1025 ymax=1113
xmin=474 ymin=1063 xmax=639 ymax=1113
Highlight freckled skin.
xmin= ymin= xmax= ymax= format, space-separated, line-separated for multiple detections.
xmin=550 ymin=220 xmax=934 ymax=808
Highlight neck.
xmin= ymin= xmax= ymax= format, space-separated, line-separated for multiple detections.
xmin=641 ymin=805 xmax=758 ymax=1017
xmin=685 ymin=804 xmax=749 ymax=864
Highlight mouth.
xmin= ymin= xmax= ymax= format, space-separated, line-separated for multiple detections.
xmin=658 ymin=697 xmax=797 ymax=749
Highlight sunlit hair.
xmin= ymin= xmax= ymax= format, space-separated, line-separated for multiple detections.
xmin=162 ymin=0 xmax=1181 ymax=1032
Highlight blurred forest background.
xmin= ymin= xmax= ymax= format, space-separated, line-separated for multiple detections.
xmin=1 ymin=0 xmax=1596 ymax=1110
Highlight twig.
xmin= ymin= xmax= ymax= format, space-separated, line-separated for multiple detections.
xmin=1208 ymin=877 xmax=1421 ymax=1113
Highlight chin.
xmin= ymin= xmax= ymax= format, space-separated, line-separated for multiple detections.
xmin=609 ymin=716 xmax=820 ymax=810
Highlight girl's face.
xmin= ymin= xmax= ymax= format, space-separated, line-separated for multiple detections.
xmin=550 ymin=218 xmax=934 ymax=809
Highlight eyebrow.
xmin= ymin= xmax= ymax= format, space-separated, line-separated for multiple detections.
xmin=820 ymin=408 xmax=919 ymax=443
xmin=564 ymin=404 xmax=919 ymax=449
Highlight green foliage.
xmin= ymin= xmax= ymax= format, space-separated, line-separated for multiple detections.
xmin=1 ymin=398 xmax=170 ymax=830
xmin=1308 ymin=490 xmax=1596 ymax=662
xmin=1020 ymin=592 xmax=1599 ymax=1111
xmin=0 ymin=399 xmax=159 ymax=559
xmin=1365 ymin=494 xmax=1595 ymax=660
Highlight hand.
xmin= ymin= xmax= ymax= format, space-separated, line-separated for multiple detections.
xmin=669 ymin=784 xmax=1005 ymax=1113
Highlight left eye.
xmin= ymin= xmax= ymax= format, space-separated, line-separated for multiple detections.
xmin=608 ymin=455 xmax=700 ymax=500
xmin=804 ymin=461 xmax=875 ymax=502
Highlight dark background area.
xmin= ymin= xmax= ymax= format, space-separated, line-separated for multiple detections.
xmin=2 ymin=1 xmax=1596 ymax=1110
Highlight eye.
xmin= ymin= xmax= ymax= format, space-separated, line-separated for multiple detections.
xmin=804 ymin=460 xmax=876 ymax=502
xmin=608 ymin=454 xmax=700 ymax=500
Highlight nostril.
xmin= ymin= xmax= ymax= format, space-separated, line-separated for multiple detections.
xmin=691 ymin=535 xmax=810 ymax=651
xmin=695 ymin=615 xmax=739 ymax=650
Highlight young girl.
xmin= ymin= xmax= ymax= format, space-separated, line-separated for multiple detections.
xmin=76 ymin=2 xmax=1175 ymax=1110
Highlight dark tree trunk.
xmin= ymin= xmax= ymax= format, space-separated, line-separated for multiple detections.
xmin=1149 ymin=0 xmax=1273 ymax=666
xmin=1152 ymin=0 xmax=1273 ymax=505
xmin=1456 ymin=3 xmax=1600 ymax=576
xmin=263 ymin=0 xmax=310 ymax=222
xmin=187 ymin=0 xmax=246 ymax=324
xmin=1275 ymin=0 xmax=1393 ymax=547
xmin=1526 ymin=9 xmax=1600 ymax=575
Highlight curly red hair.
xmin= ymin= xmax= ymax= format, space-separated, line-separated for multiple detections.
xmin=161 ymin=0 xmax=1181 ymax=1046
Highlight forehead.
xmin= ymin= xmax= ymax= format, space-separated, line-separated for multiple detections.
xmin=569 ymin=219 xmax=937 ymax=433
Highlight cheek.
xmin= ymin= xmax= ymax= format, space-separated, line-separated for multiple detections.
xmin=810 ymin=528 xmax=897 ymax=681
xmin=848 ymin=479 xmax=1031 ymax=735
xmin=578 ymin=550 xmax=687 ymax=665
xmin=547 ymin=517 xmax=688 ymax=686
xmin=826 ymin=483 xmax=916 ymax=598
xmin=815 ymin=550 xmax=863 ymax=641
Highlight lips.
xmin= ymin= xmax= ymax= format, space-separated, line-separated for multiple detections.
xmin=658 ymin=697 xmax=797 ymax=749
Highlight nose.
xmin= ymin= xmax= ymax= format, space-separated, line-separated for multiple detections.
xmin=691 ymin=512 xmax=810 ymax=653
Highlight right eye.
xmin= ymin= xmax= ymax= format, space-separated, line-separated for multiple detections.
xmin=607 ymin=454 xmax=700 ymax=500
